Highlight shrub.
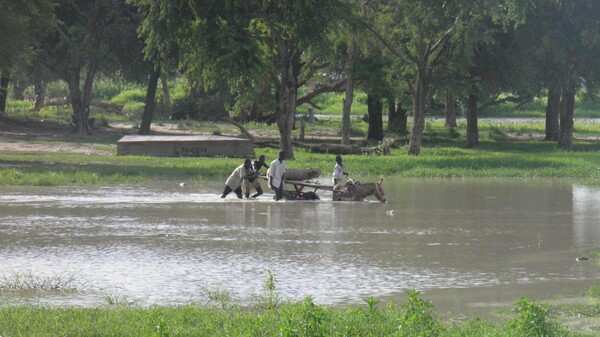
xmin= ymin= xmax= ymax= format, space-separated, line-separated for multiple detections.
xmin=397 ymin=290 xmax=443 ymax=337
xmin=508 ymin=297 xmax=560 ymax=337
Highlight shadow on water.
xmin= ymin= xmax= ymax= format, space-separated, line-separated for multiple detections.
xmin=1 ymin=177 xmax=599 ymax=319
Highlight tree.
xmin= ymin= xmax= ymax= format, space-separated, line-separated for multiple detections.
xmin=38 ymin=0 xmax=143 ymax=136
xmin=553 ymin=0 xmax=600 ymax=150
xmin=0 ymin=0 xmax=55 ymax=113
xmin=353 ymin=38 xmax=394 ymax=142
xmin=139 ymin=67 xmax=160 ymax=134
xmin=133 ymin=0 xmax=349 ymax=159
xmin=368 ymin=0 xmax=527 ymax=155
xmin=366 ymin=1 xmax=468 ymax=155
xmin=341 ymin=37 xmax=358 ymax=145
xmin=366 ymin=94 xmax=384 ymax=140
xmin=517 ymin=0 xmax=600 ymax=150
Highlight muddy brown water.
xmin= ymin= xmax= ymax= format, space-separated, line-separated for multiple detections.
xmin=1 ymin=177 xmax=599 ymax=318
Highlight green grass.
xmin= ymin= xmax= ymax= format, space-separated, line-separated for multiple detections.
xmin=3 ymin=89 xmax=600 ymax=187
xmin=3 ymin=117 xmax=600 ymax=186
xmin=1 ymin=138 xmax=600 ymax=186
xmin=296 ymin=91 xmax=370 ymax=116
xmin=0 ymin=271 xmax=83 ymax=292
xmin=0 ymin=291 xmax=592 ymax=337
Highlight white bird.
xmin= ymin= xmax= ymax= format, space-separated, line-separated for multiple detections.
xmin=179 ymin=182 xmax=186 ymax=187
xmin=386 ymin=210 xmax=394 ymax=216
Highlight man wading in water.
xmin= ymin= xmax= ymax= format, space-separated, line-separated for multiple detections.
xmin=244 ymin=155 xmax=269 ymax=198
xmin=332 ymin=155 xmax=348 ymax=185
xmin=220 ymin=159 xmax=254 ymax=199
xmin=267 ymin=151 xmax=286 ymax=201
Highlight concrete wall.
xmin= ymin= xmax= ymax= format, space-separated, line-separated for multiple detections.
xmin=117 ymin=135 xmax=255 ymax=157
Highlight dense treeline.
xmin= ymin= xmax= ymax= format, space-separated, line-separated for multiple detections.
xmin=1 ymin=0 xmax=599 ymax=158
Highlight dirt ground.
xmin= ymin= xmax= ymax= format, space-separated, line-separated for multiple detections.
xmin=2 ymin=116 xmax=600 ymax=155
xmin=0 ymin=118 xmax=200 ymax=155
xmin=0 ymin=118 xmax=357 ymax=155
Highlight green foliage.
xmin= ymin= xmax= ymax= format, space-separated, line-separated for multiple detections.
xmin=509 ymin=297 xmax=560 ymax=337
xmin=200 ymin=286 xmax=234 ymax=311
xmin=110 ymin=87 xmax=146 ymax=117
xmin=4 ymin=118 xmax=600 ymax=186
xmin=251 ymin=270 xmax=282 ymax=310
xmin=171 ymin=88 xmax=228 ymax=121
xmin=297 ymin=92 xmax=369 ymax=116
xmin=586 ymin=286 xmax=600 ymax=299
xmin=277 ymin=296 xmax=330 ymax=337
xmin=363 ymin=296 xmax=381 ymax=314
xmin=111 ymin=88 xmax=146 ymax=105
xmin=0 ymin=0 xmax=55 ymax=66
xmin=0 ymin=295 xmax=594 ymax=336
xmin=397 ymin=290 xmax=443 ymax=337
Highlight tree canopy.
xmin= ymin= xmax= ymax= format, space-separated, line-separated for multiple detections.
xmin=3 ymin=0 xmax=600 ymax=154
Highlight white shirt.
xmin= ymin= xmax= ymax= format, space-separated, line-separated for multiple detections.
xmin=332 ymin=162 xmax=344 ymax=184
xmin=268 ymin=159 xmax=286 ymax=187
xmin=225 ymin=164 xmax=252 ymax=189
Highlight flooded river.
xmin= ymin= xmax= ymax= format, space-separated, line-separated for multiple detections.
xmin=1 ymin=177 xmax=599 ymax=317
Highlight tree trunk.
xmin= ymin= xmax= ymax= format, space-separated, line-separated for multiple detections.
xmin=387 ymin=97 xmax=399 ymax=133
xmin=341 ymin=38 xmax=356 ymax=145
xmin=274 ymin=52 xmax=297 ymax=160
xmin=544 ymin=86 xmax=560 ymax=141
xmin=445 ymin=92 xmax=457 ymax=127
xmin=12 ymin=81 xmax=26 ymax=100
xmin=408 ymin=77 xmax=428 ymax=156
xmin=139 ymin=67 xmax=161 ymax=135
xmin=398 ymin=102 xmax=408 ymax=135
xmin=33 ymin=63 xmax=46 ymax=111
xmin=68 ymin=64 xmax=96 ymax=136
xmin=81 ymin=64 xmax=97 ymax=134
xmin=0 ymin=71 xmax=10 ymax=113
xmin=558 ymin=86 xmax=575 ymax=150
xmin=34 ymin=79 xmax=46 ymax=111
xmin=465 ymin=93 xmax=479 ymax=148
xmin=161 ymin=75 xmax=171 ymax=114
xmin=367 ymin=94 xmax=384 ymax=141
xmin=67 ymin=69 xmax=84 ymax=134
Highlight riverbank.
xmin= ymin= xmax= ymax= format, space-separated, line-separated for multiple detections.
xmin=1 ymin=291 xmax=598 ymax=336
xmin=2 ymin=117 xmax=600 ymax=186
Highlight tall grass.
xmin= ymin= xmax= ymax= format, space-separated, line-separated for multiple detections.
xmin=0 ymin=272 xmax=84 ymax=292
xmin=0 ymin=292 xmax=587 ymax=337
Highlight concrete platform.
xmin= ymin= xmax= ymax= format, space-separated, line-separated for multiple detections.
xmin=117 ymin=135 xmax=255 ymax=157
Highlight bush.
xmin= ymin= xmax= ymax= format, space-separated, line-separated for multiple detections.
xmin=171 ymin=89 xmax=228 ymax=121
xmin=508 ymin=297 xmax=560 ymax=337
xmin=397 ymin=290 xmax=443 ymax=337
xmin=278 ymin=297 xmax=329 ymax=337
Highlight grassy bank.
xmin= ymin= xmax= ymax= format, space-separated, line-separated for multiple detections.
xmin=0 ymin=291 xmax=596 ymax=337
xmin=2 ymin=119 xmax=600 ymax=186
xmin=2 ymin=143 xmax=600 ymax=186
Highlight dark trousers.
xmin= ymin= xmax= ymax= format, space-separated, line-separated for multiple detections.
xmin=221 ymin=185 xmax=242 ymax=199
xmin=270 ymin=182 xmax=283 ymax=200
xmin=251 ymin=187 xmax=263 ymax=198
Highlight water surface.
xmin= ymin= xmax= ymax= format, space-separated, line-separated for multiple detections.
xmin=1 ymin=178 xmax=599 ymax=317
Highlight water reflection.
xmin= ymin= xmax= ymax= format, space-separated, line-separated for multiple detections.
xmin=573 ymin=186 xmax=600 ymax=246
xmin=0 ymin=179 xmax=598 ymax=317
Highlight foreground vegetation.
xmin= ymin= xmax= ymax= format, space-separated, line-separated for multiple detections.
xmin=1 ymin=291 xmax=599 ymax=337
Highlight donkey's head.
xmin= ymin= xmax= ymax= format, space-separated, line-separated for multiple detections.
xmin=374 ymin=178 xmax=386 ymax=203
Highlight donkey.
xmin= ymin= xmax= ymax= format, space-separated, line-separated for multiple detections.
xmin=332 ymin=179 xmax=386 ymax=202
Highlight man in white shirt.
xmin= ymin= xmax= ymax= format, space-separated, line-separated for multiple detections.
xmin=332 ymin=155 xmax=348 ymax=185
xmin=268 ymin=151 xmax=286 ymax=200
xmin=221 ymin=159 xmax=254 ymax=199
